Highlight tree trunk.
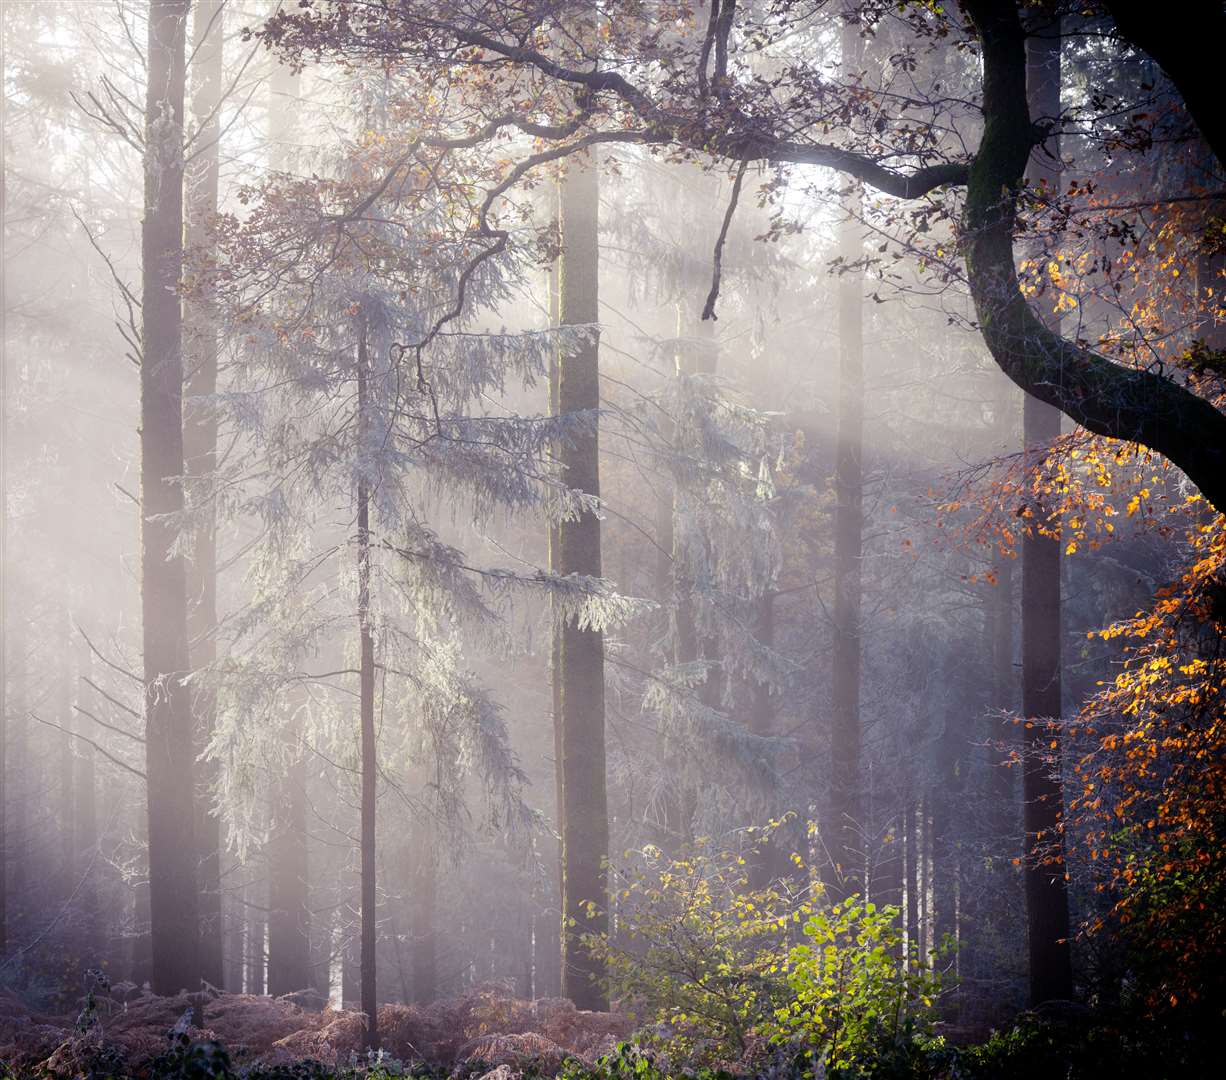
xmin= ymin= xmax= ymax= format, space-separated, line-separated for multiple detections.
xmin=904 ymin=798 xmax=919 ymax=957
xmin=244 ymin=876 xmax=266 ymax=995
xmin=74 ymin=628 xmax=98 ymax=961
xmin=58 ymin=613 xmax=74 ymax=895
xmin=931 ymin=751 xmax=957 ymax=965
xmin=747 ymin=590 xmax=780 ymax=891
xmin=263 ymin=57 xmax=312 ymax=1004
xmin=356 ymin=318 xmax=380 ymax=1045
xmin=142 ymin=0 xmax=199 ymax=996
xmin=553 ymin=153 xmax=609 ymax=1011
xmin=960 ymin=0 xmax=1226 ymax=516
xmin=267 ymin=729 xmax=311 ymax=995
xmin=185 ymin=0 xmax=225 ymax=992
xmin=829 ymin=71 xmax=865 ymax=897
xmin=408 ymin=823 xmax=437 ymax=1003
xmin=8 ymin=625 xmax=24 ymax=934
xmin=1019 ymin=29 xmax=1073 ymax=1007
xmin=223 ymin=853 xmax=245 ymax=992
xmin=0 ymin=0 xmax=8 ymax=958
xmin=665 ymin=303 xmax=717 ymax=843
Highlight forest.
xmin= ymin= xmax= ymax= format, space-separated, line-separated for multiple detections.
xmin=1 ymin=0 xmax=1225 ymax=1077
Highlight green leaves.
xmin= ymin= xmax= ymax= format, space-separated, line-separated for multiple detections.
xmin=587 ymin=834 xmax=945 ymax=1076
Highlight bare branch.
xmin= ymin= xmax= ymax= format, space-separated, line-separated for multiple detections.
xmin=701 ymin=159 xmax=749 ymax=322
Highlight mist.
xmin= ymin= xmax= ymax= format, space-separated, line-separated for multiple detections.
xmin=0 ymin=2 xmax=1222 ymax=1077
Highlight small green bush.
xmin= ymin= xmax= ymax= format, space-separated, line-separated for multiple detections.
xmin=588 ymin=829 xmax=946 ymax=1076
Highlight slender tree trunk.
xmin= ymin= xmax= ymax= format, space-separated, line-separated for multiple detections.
xmin=244 ymin=877 xmax=266 ymax=995
xmin=553 ymin=153 xmax=609 ymax=1011
xmin=1021 ymin=29 xmax=1073 ymax=1007
xmin=747 ymin=590 xmax=779 ymax=890
xmin=408 ymin=823 xmax=437 ymax=1003
xmin=904 ymin=798 xmax=919 ymax=956
xmin=990 ymin=425 xmax=1018 ymax=833
xmin=142 ymin=0 xmax=199 ymax=995
xmin=131 ymin=808 xmax=153 ymax=987
xmin=263 ymin=58 xmax=312 ymax=1003
xmin=58 ymin=612 xmax=74 ymax=892
xmin=185 ymin=0 xmax=224 ymax=992
xmin=74 ymin=629 xmax=98 ymax=960
xmin=356 ymin=319 xmax=380 ymax=1045
xmin=267 ymin=728 xmax=311 ymax=995
xmin=0 ymin=0 xmax=9 ymax=959
xmin=870 ymin=758 xmax=904 ymax=959
xmin=541 ymin=257 xmax=563 ymax=1000
xmin=8 ymin=627 xmax=23 ymax=933
xmin=931 ymin=749 xmax=957 ymax=962
xmin=829 ymin=92 xmax=865 ymax=898
xmin=665 ymin=304 xmax=717 ymax=842
xmin=341 ymin=928 xmax=359 ymax=1007
xmin=223 ymin=853 xmax=245 ymax=992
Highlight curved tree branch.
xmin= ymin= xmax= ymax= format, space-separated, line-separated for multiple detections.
xmin=962 ymin=0 xmax=1226 ymax=514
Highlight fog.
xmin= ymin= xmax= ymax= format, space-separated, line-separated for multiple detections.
xmin=0 ymin=2 xmax=1222 ymax=1075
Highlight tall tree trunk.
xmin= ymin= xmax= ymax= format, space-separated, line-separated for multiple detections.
xmin=931 ymin=738 xmax=958 ymax=972
xmin=223 ymin=853 xmax=245 ymax=992
xmin=747 ymin=590 xmax=779 ymax=890
xmin=540 ymin=256 xmax=565 ymax=1004
xmin=58 ymin=612 xmax=74 ymax=892
xmin=244 ymin=875 xmax=266 ymax=995
xmin=904 ymin=798 xmax=919 ymax=956
xmin=267 ymin=727 xmax=311 ymax=995
xmin=553 ymin=153 xmax=609 ymax=1011
xmin=263 ymin=57 xmax=312 ymax=1004
xmin=185 ymin=0 xmax=224 ymax=992
xmin=8 ymin=625 xmax=23 ymax=933
xmin=408 ymin=823 xmax=437 ymax=1003
xmin=142 ymin=0 xmax=199 ymax=995
xmin=1020 ymin=29 xmax=1073 ymax=1007
xmin=665 ymin=304 xmax=717 ymax=843
xmin=74 ymin=628 xmax=98 ymax=961
xmin=829 ymin=84 xmax=865 ymax=898
xmin=0 ymin=0 xmax=9 ymax=958
xmin=356 ymin=318 xmax=380 ymax=1045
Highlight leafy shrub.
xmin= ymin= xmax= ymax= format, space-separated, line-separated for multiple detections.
xmin=772 ymin=900 xmax=944 ymax=1077
xmin=589 ymin=830 xmax=944 ymax=1076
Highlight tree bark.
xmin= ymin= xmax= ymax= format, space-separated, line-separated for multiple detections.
xmin=267 ymin=726 xmax=312 ymax=995
xmin=408 ymin=823 xmax=437 ymax=1002
xmin=904 ymin=798 xmax=919 ymax=957
xmin=1014 ymin=27 xmax=1074 ymax=1007
xmin=829 ymin=74 xmax=865 ymax=898
xmin=356 ymin=318 xmax=380 ymax=1045
xmin=263 ymin=56 xmax=313 ymax=1004
xmin=961 ymin=0 xmax=1226 ymax=516
xmin=74 ymin=628 xmax=99 ymax=961
xmin=553 ymin=152 xmax=609 ymax=1011
xmin=1105 ymin=2 xmax=1226 ymax=171
xmin=185 ymin=0 xmax=225 ymax=992
xmin=142 ymin=0 xmax=200 ymax=996
xmin=244 ymin=875 xmax=266 ymax=995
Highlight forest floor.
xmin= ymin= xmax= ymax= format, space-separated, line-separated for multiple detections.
xmin=0 ymin=984 xmax=632 ymax=1078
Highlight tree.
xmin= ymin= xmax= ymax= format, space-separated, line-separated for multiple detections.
xmin=1019 ymin=24 xmax=1072 ymax=1007
xmin=829 ymin=22 xmax=865 ymax=900
xmin=257 ymin=1 xmax=1226 ymax=515
xmin=553 ymin=150 xmax=610 ymax=1011
xmin=141 ymin=0 xmax=200 ymax=996
xmin=184 ymin=0 xmax=225 ymax=992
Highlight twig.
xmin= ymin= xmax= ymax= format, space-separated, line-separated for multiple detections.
xmin=28 ymin=711 xmax=145 ymax=780
xmin=702 ymin=160 xmax=749 ymax=321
